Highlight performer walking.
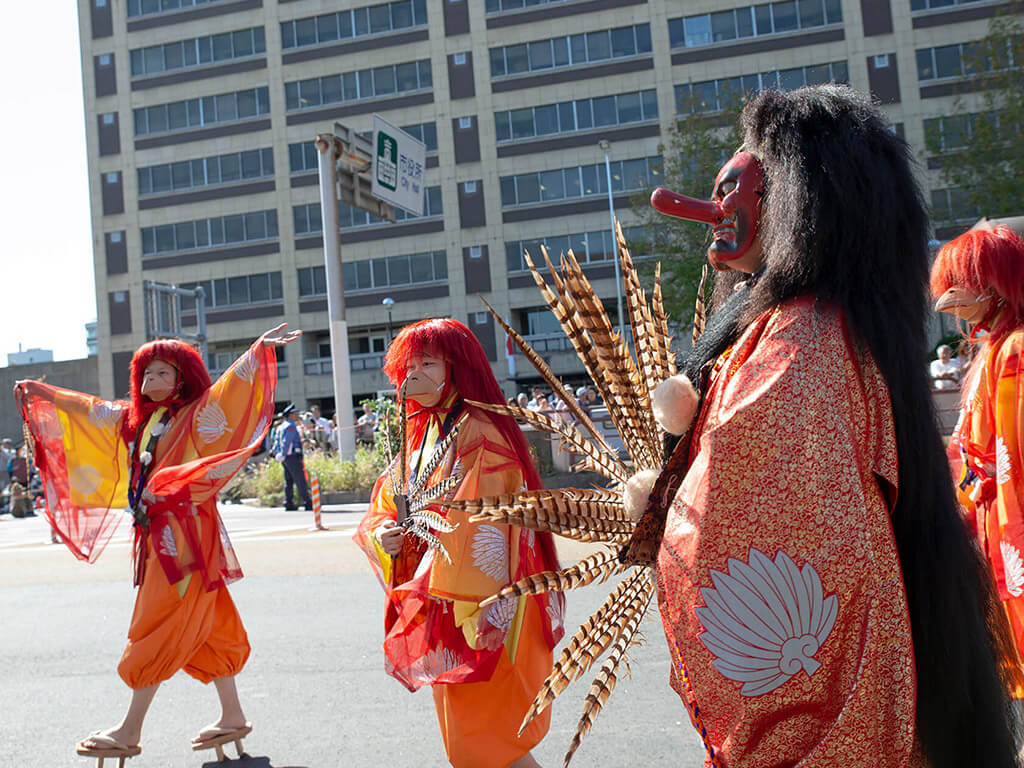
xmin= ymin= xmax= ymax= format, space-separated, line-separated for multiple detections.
xmin=636 ymin=85 xmax=1020 ymax=766
xmin=274 ymin=403 xmax=312 ymax=511
xmin=355 ymin=318 xmax=564 ymax=768
xmin=16 ymin=323 xmax=299 ymax=765
xmin=932 ymin=224 xmax=1024 ymax=692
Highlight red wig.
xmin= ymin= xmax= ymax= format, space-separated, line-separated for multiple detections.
xmin=122 ymin=339 xmax=212 ymax=442
xmin=384 ymin=318 xmax=541 ymax=489
xmin=931 ymin=225 xmax=1024 ymax=343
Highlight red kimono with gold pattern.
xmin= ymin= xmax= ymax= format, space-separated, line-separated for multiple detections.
xmin=951 ymin=329 xmax=1024 ymax=680
xmin=657 ymin=297 xmax=923 ymax=767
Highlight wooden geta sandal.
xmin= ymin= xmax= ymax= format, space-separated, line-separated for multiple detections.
xmin=76 ymin=734 xmax=141 ymax=768
xmin=191 ymin=723 xmax=252 ymax=762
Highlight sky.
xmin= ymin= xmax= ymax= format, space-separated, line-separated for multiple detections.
xmin=0 ymin=4 xmax=95 ymax=363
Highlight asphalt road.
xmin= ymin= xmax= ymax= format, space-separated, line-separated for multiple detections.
xmin=1 ymin=505 xmax=706 ymax=768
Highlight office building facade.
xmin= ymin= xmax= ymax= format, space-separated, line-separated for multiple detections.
xmin=79 ymin=0 xmax=1009 ymax=410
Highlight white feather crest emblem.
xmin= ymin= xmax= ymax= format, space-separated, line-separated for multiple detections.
xmin=232 ymin=350 xmax=257 ymax=383
xmin=471 ymin=524 xmax=509 ymax=581
xmin=1001 ymin=541 xmax=1024 ymax=598
xmin=89 ymin=401 xmax=123 ymax=429
xmin=695 ymin=548 xmax=838 ymax=697
xmin=207 ymin=455 xmax=246 ymax=480
xmin=69 ymin=464 xmax=103 ymax=497
xmin=196 ymin=402 xmax=229 ymax=444
xmin=996 ymin=437 xmax=1012 ymax=486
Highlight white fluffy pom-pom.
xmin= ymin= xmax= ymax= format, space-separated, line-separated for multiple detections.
xmin=623 ymin=469 xmax=660 ymax=522
xmin=651 ymin=374 xmax=698 ymax=436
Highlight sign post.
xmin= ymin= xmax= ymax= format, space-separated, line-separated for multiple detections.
xmin=315 ymin=124 xmax=394 ymax=460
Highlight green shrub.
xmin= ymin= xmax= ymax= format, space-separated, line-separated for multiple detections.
xmin=238 ymin=448 xmax=387 ymax=504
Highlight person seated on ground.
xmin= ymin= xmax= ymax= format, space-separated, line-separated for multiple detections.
xmin=516 ymin=392 xmax=529 ymax=409
xmin=930 ymin=344 xmax=963 ymax=391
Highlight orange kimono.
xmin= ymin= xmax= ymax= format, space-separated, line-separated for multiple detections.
xmin=657 ymin=297 xmax=922 ymax=767
xmin=355 ymin=396 xmax=564 ymax=768
xmin=952 ymin=329 xmax=1024 ymax=676
xmin=20 ymin=339 xmax=278 ymax=689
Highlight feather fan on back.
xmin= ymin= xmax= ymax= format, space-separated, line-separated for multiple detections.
xmin=432 ymin=221 xmax=673 ymax=766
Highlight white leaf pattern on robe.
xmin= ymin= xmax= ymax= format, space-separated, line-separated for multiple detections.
xmin=485 ymin=597 xmax=517 ymax=633
xmin=248 ymin=416 xmax=269 ymax=448
xmin=546 ymin=593 xmax=566 ymax=630
xmin=420 ymin=647 xmax=461 ymax=679
xmin=695 ymin=547 xmax=838 ymax=697
xmin=207 ymin=455 xmax=246 ymax=480
xmin=1002 ymin=541 xmax=1024 ymax=597
xmin=36 ymin=410 xmax=64 ymax=440
xmin=159 ymin=526 xmax=178 ymax=558
xmin=196 ymin=402 xmax=229 ymax=444
xmin=996 ymin=437 xmax=1012 ymax=486
xmin=471 ymin=524 xmax=509 ymax=582
xmin=232 ymin=350 xmax=257 ymax=383
xmin=69 ymin=465 xmax=102 ymax=497
xmin=89 ymin=401 xmax=123 ymax=429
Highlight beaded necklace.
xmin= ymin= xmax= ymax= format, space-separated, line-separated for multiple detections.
xmin=127 ymin=409 xmax=172 ymax=529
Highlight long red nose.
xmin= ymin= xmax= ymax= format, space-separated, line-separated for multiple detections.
xmin=650 ymin=188 xmax=724 ymax=225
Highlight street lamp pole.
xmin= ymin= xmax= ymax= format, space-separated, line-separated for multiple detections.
xmin=599 ymin=139 xmax=625 ymax=335
xmin=382 ymin=297 xmax=395 ymax=341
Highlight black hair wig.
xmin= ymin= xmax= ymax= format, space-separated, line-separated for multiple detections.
xmin=738 ymin=84 xmax=1020 ymax=767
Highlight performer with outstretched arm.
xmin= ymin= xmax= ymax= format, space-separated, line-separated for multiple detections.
xmin=16 ymin=323 xmax=299 ymax=766
xmin=355 ymin=318 xmax=564 ymax=768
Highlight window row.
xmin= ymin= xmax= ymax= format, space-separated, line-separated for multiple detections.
xmin=281 ymin=0 xmax=427 ymax=49
xmin=287 ymin=123 xmax=437 ymax=173
xmin=127 ymin=0 xmax=222 ymax=18
xmin=130 ymin=27 xmax=264 ymax=77
xmin=343 ymin=250 xmax=447 ymax=293
xmin=669 ymin=0 xmax=842 ymax=49
xmin=137 ymin=148 xmax=273 ymax=196
xmin=495 ymin=89 xmax=658 ymax=143
xmin=505 ymin=225 xmax=650 ymax=274
xmin=912 ymin=0 xmax=992 ymax=10
xmin=134 ymin=87 xmax=270 ymax=137
xmin=916 ymin=40 xmax=1016 ymax=81
xmin=141 ymin=210 xmax=278 ymax=255
xmin=179 ymin=272 xmax=283 ymax=311
xmin=923 ymin=111 xmax=1012 ymax=152
xmin=292 ymin=186 xmax=443 ymax=234
xmin=489 ymin=24 xmax=652 ymax=78
xmin=485 ymin=0 xmax=574 ymax=12
xmin=676 ymin=61 xmax=849 ymax=113
xmin=499 ymin=156 xmax=661 ymax=208
xmin=285 ymin=59 xmax=431 ymax=111
xmin=930 ymin=187 xmax=980 ymax=223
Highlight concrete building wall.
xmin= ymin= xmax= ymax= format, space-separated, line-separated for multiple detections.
xmin=0 ymin=357 xmax=100 ymax=444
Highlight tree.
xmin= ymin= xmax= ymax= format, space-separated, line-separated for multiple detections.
xmin=628 ymin=94 xmax=741 ymax=332
xmin=926 ymin=5 xmax=1024 ymax=223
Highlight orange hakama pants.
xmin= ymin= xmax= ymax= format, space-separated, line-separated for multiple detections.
xmin=118 ymin=539 xmax=250 ymax=690
xmin=431 ymin=598 xmax=553 ymax=768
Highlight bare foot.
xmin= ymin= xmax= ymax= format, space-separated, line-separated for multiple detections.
xmin=80 ymin=726 xmax=140 ymax=750
xmin=192 ymin=718 xmax=250 ymax=744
